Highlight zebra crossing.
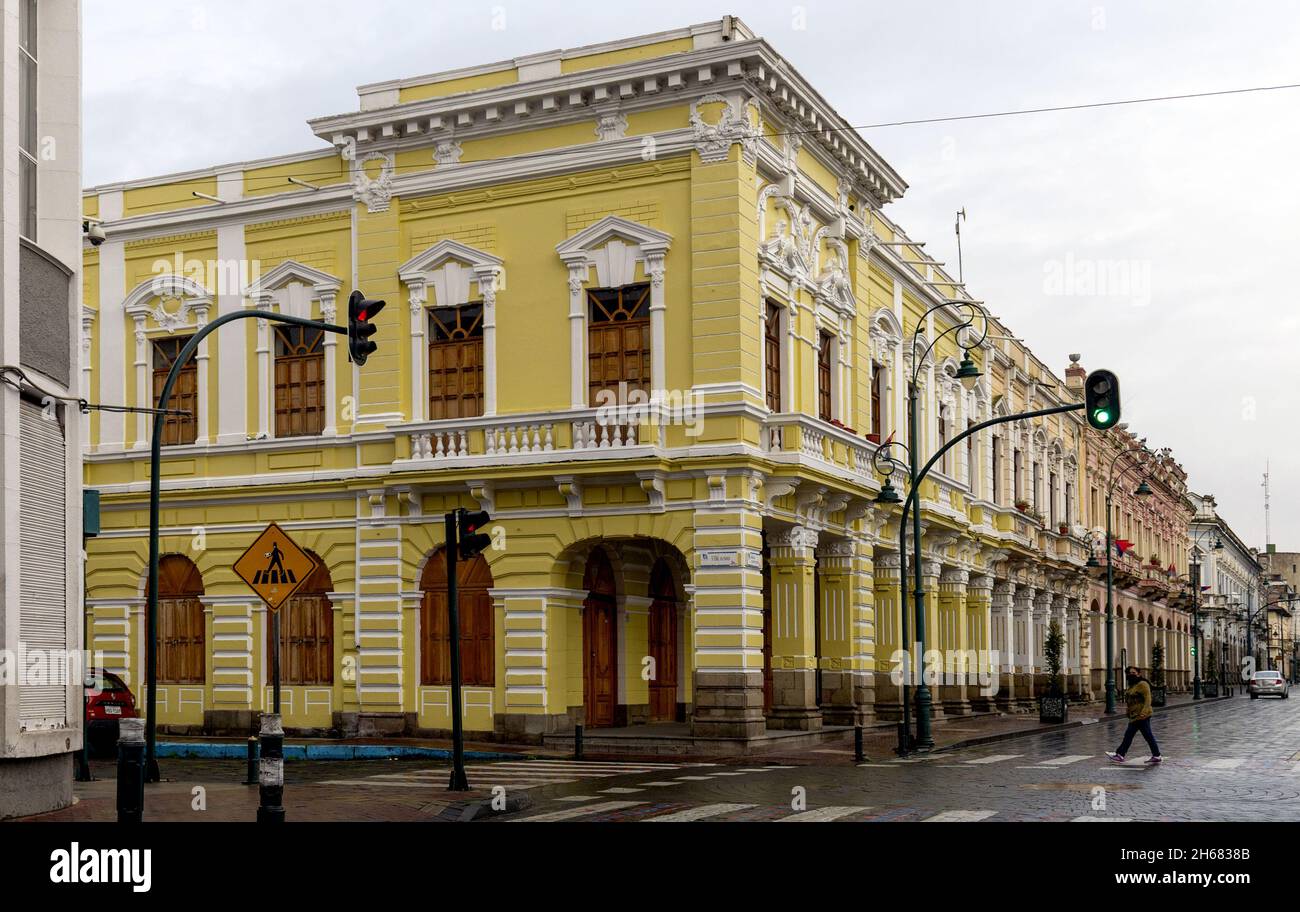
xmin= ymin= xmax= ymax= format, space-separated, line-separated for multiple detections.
xmin=317 ymin=758 xmax=726 ymax=791
xmin=504 ymin=799 xmax=1131 ymax=823
xmin=857 ymin=751 xmax=1274 ymax=771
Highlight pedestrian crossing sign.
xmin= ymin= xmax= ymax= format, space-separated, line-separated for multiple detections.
xmin=233 ymin=522 xmax=318 ymax=612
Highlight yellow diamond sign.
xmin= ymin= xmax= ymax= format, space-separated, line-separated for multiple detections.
xmin=233 ymin=522 xmax=318 ymax=612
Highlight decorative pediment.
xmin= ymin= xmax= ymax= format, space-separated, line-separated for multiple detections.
xmin=556 ymin=215 xmax=671 ymax=287
xmin=245 ymin=260 xmax=341 ymax=298
xmin=399 ymin=239 xmax=503 ymax=310
xmin=123 ymin=273 xmax=213 ymax=334
xmin=243 ymin=260 xmax=342 ymax=319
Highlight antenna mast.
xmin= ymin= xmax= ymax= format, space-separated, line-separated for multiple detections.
xmin=1264 ymin=460 xmax=1271 ymax=549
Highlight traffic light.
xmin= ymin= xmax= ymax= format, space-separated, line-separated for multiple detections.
xmin=457 ymin=509 xmax=492 ymax=559
xmin=347 ymin=289 xmax=386 ymax=366
xmin=1084 ymin=369 xmax=1120 ymax=430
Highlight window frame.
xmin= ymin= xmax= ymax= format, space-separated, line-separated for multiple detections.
xmin=272 ymin=323 xmax=327 ymax=438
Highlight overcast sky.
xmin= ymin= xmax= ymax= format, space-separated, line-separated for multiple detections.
xmin=84 ymin=1 xmax=1300 ymax=548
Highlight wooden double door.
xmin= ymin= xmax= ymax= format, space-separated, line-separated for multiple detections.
xmin=583 ymin=550 xmax=617 ymax=728
xmin=647 ymin=560 xmax=679 ymax=723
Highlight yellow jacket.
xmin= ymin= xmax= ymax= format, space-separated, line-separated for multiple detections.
xmin=1125 ymin=680 xmax=1153 ymax=721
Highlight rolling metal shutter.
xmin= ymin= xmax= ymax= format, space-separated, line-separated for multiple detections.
xmin=18 ymin=398 xmax=68 ymax=730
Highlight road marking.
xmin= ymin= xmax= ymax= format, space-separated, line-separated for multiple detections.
xmin=857 ymin=763 xmax=899 ymax=768
xmin=1204 ymin=758 xmax=1246 ymax=770
xmin=554 ymin=795 xmax=601 ymax=802
xmin=776 ymin=806 xmax=868 ymax=822
xmin=600 ymin=787 xmax=644 ymax=794
xmin=674 ymin=776 xmax=715 ymax=781
xmin=1072 ymin=815 xmax=1133 ymax=822
xmin=737 ymin=767 xmax=777 ymax=772
xmin=812 ymin=749 xmax=855 ymax=755
xmin=1039 ymin=755 xmax=1094 ymax=766
xmin=640 ymin=781 xmax=683 ymax=787
xmin=646 ymin=803 xmax=756 ymax=822
xmin=963 ymin=754 xmax=1022 ymax=765
xmin=513 ymin=800 xmax=645 ymax=822
xmin=923 ymin=810 xmax=997 ymax=822
xmin=707 ymin=772 xmax=750 ymax=777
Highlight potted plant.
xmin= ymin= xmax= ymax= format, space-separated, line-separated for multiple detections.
xmin=1203 ymin=647 xmax=1219 ymax=697
xmin=1038 ymin=621 xmax=1069 ymax=723
xmin=1149 ymin=643 xmax=1167 ymax=706
xmin=1015 ymin=499 xmax=1030 ymax=513
xmin=1058 ymin=522 xmax=1070 ymax=535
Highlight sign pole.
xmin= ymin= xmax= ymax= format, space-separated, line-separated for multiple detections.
xmin=232 ymin=521 xmax=321 ymax=824
xmin=446 ymin=510 xmax=469 ymax=791
xmin=273 ymin=611 xmax=282 ymax=714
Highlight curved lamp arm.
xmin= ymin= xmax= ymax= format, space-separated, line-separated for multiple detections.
xmin=907 ymin=299 xmax=989 ymax=389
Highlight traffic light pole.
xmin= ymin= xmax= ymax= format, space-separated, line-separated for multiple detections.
xmin=445 ymin=510 xmax=470 ymax=791
xmin=891 ymin=400 xmax=1084 ymax=754
xmin=143 ymin=310 xmax=347 ymax=784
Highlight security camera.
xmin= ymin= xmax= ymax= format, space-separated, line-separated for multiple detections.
xmin=83 ymin=219 xmax=106 ymax=247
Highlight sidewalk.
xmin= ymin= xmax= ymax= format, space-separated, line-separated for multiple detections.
xmin=821 ymin=690 xmax=1232 ymax=763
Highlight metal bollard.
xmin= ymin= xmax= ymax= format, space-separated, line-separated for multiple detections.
xmin=854 ymin=724 xmax=864 ymax=762
xmin=574 ymin=723 xmax=584 ymax=761
xmin=256 ymin=713 xmax=285 ymax=823
xmin=243 ymin=735 xmax=259 ymax=785
xmin=116 ymin=717 xmax=146 ymax=824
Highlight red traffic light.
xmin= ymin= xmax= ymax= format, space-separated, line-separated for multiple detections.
xmin=348 ymin=289 xmax=386 ymax=366
xmin=457 ymin=509 xmax=492 ymax=559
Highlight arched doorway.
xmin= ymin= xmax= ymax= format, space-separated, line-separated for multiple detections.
xmin=647 ymin=558 xmax=679 ymax=722
xmin=154 ymin=555 xmax=204 ymax=684
xmin=420 ymin=550 xmax=494 ymax=686
xmin=268 ymin=551 xmax=333 ymax=685
xmin=583 ymin=549 xmax=617 ymax=727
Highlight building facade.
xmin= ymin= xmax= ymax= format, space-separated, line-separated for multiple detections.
xmin=1080 ymin=418 xmax=1194 ymax=694
xmin=0 ymin=0 xmax=84 ymax=818
xmin=1188 ymin=492 xmax=1260 ymax=679
xmin=82 ymin=17 xmax=1185 ymax=746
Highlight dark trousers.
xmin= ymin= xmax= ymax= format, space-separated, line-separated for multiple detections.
xmin=1117 ymin=717 xmax=1159 ymax=757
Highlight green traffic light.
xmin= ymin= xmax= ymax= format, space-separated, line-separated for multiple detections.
xmin=1094 ymin=408 xmax=1111 ymax=426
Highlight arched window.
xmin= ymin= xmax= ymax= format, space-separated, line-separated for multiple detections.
xmin=588 ymin=283 xmax=651 ymax=407
xmin=152 ymin=555 xmax=204 ymax=684
xmin=268 ymin=553 xmax=333 ymax=685
xmin=152 ymin=337 xmax=197 ymax=446
xmin=273 ymin=325 xmax=325 ymax=437
xmin=817 ymin=331 xmax=833 ymax=421
xmin=870 ymin=361 xmax=884 ymax=439
xmin=429 ymin=303 xmax=485 ymax=419
xmin=764 ymin=301 xmax=783 ymax=412
xmin=420 ymin=551 xmax=494 ymax=686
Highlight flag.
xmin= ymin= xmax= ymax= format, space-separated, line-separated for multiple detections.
xmin=1114 ymin=539 xmax=1134 ymax=557
xmin=1201 ymin=585 xmax=1211 ymax=592
xmin=1168 ymin=563 xmax=1177 ymax=574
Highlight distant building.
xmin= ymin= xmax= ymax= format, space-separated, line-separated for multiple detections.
xmin=0 ymin=0 xmax=85 ymax=819
xmin=1187 ymin=493 xmax=1260 ymax=679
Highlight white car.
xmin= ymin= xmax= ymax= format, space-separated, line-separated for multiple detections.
xmin=1248 ymin=670 xmax=1289 ymax=699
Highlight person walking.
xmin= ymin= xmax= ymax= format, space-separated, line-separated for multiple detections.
xmin=1106 ymin=666 xmax=1162 ymax=764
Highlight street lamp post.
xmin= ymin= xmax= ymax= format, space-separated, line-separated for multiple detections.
xmin=872 ymin=299 xmax=1087 ymax=754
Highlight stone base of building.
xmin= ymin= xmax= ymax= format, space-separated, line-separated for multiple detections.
xmin=691 ymin=671 xmax=766 ymax=739
xmin=205 ymin=709 xmax=263 ymax=736
xmin=0 ymin=752 xmax=73 ymax=820
xmin=767 ymin=669 xmax=823 ymax=731
xmin=819 ymin=671 xmax=876 ymax=725
xmin=871 ymin=672 xmax=904 ymax=720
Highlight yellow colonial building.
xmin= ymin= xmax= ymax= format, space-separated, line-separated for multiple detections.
xmin=81 ymin=17 xmax=1140 ymax=747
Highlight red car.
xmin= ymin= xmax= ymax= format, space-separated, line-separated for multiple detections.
xmin=85 ymin=669 xmax=138 ymax=756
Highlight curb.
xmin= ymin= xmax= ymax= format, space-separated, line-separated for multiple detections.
xmin=930 ymin=694 xmax=1235 ymax=755
xmin=155 ymin=741 xmax=523 ymax=761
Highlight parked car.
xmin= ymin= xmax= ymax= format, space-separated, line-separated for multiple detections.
xmin=85 ymin=669 xmax=138 ymax=757
xmin=1248 ymin=670 xmax=1290 ymax=699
